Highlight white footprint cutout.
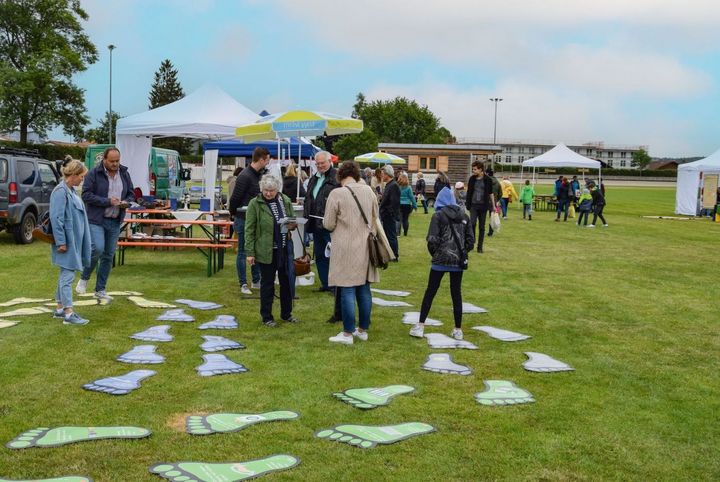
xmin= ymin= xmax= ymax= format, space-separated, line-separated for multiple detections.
xmin=196 ymin=354 xmax=248 ymax=377
xmin=198 ymin=315 xmax=238 ymax=330
xmin=116 ymin=345 xmax=165 ymax=364
xmin=425 ymin=333 xmax=478 ymax=350
xmin=462 ymin=302 xmax=488 ymax=314
xmin=402 ymin=312 xmax=443 ymax=326
xmin=422 ymin=353 xmax=472 ymax=375
xmin=131 ymin=325 xmax=173 ymax=342
xmin=157 ymin=309 xmax=195 ymax=322
xmin=523 ymin=352 xmax=574 ymax=373
xmin=472 ymin=325 xmax=530 ymax=342
xmin=200 ymin=335 xmax=245 ymax=352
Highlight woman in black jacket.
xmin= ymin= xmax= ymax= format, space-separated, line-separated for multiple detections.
xmin=282 ymin=163 xmax=306 ymax=203
xmin=409 ymin=187 xmax=474 ymax=341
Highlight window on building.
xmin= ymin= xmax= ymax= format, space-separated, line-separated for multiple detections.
xmin=620 ymin=160 xmax=626 ymax=167
xmin=607 ymin=151 xmax=614 ymax=158
xmin=607 ymin=160 xmax=614 ymax=167
xmin=586 ymin=149 xmax=593 ymax=156
xmin=505 ymin=156 xmax=511 ymax=163
xmin=519 ymin=156 xmax=525 ymax=162
xmin=429 ymin=157 xmax=437 ymax=170
xmin=620 ymin=151 xmax=627 ymax=158
xmin=420 ymin=157 xmax=427 ymax=170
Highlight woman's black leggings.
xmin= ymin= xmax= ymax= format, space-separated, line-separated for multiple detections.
xmin=400 ymin=205 xmax=413 ymax=236
xmin=419 ymin=269 xmax=463 ymax=328
xmin=592 ymin=206 xmax=606 ymax=225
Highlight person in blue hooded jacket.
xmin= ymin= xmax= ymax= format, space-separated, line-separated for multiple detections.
xmin=50 ymin=159 xmax=92 ymax=325
xmin=409 ymin=187 xmax=474 ymax=341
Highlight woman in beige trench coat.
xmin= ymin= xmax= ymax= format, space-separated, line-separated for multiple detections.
xmin=323 ymin=161 xmax=380 ymax=345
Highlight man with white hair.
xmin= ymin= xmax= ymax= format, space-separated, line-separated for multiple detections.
xmin=304 ymin=150 xmax=339 ymax=292
xmin=379 ymin=164 xmax=400 ymax=260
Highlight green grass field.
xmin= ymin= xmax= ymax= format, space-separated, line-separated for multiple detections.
xmin=0 ymin=186 xmax=718 ymax=481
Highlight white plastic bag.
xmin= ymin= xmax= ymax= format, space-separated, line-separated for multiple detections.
xmin=490 ymin=211 xmax=501 ymax=232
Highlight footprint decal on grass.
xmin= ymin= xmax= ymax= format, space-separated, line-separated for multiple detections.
xmin=131 ymin=325 xmax=173 ymax=342
xmin=523 ymin=352 xmax=574 ymax=373
xmin=128 ymin=297 xmax=176 ymax=309
xmin=6 ymin=426 xmax=150 ymax=449
xmin=425 ymin=333 xmax=478 ymax=350
xmin=333 ymin=385 xmax=415 ymax=410
xmin=475 ymin=380 xmax=535 ymax=406
xmin=198 ymin=315 xmax=238 ymax=330
xmin=0 ymin=477 xmax=92 ymax=482
xmin=83 ymin=369 xmax=157 ymax=395
xmin=186 ymin=411 xmax=299 ymax=435
xmin=472 ymin=326 xmax=530 ymax=342
xmin=401 ymin=312 xmax=442 ymax=326
xmin=316 ymin=423 xmax=435 ymax=449
xmin=196 ymin=354 xmax=247 ymax=377
xmin=0 ymin=297 xmax=52 ymax=307
xmin=200 ymin=336 xmax=245 ymax=352
xmin=149 ymin=454 xmax=300 ymax=481
xmin=0 ymin=307 xmax=52 ymax=317
xmin=117 ymin=345 xmax=165 ymax=364
xmin=422 ymin=353 xmax=472 ymax=375
xmin=462 ymin=302 xmax=488 ymax=314
xmin=156 ymin=309 xmax=194 ymax=322
xmin=175 ymin=299 xmax=223 ymax=310
xmin=0 ymin=319 xmax=19 ymax=329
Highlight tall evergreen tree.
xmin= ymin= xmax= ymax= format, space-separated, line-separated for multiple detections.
xmin=148 ymin=59 xmax=184 ymax=109
xmin=148 ymin=59 xmax=191 ymax=153
xmin=0 ymin=0 xmax=98 ymax=143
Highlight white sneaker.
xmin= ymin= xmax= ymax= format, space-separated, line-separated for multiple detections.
xmin=603 ymin=224 xmax=609 ymax=227
xmin=240 ymin=284 xmax=252 ymax=295
xmin=587 ymin=224 xmax=595 ymax=228
xmin=94 ymin=291 xmax=113 ymax=301
xmin=76 ymin=278 xmax=88 ymax=294
xmin=251 ymin=281 xmax=261 ymax=289
xmin=409 ymin=324 xmax=424 ymax=338
xmin=329 ymin=332 xmax=353 ymax=344
xmin=451 ymin=328 xmax=464 ymax=340
xmin=352 ymin=329 xmax=368 ymax=341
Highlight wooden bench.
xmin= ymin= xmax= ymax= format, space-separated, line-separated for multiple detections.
xmin=116 ymin=240 xmax=234 ymax=277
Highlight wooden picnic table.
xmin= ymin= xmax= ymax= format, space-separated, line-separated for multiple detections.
xmin=117 ymin=218 xmax=234 ymax=276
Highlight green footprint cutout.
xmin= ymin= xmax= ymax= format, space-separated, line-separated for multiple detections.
xmin=186 ymin=411 xmax=299 ymax=435
xmin=316 ymin=422 xmax=435 ymax=449
xmin=475 ymin=380 xmax=535 ymax=406
xmin=6 ymin=426 xmax=151 ymax=449
xmin=333 ymin=385 xmax=415 ymax=410
xmin=0 ymin=478 xmax=92 ymax=482
xmin=149 ymin=454 xmax=300 ymax=481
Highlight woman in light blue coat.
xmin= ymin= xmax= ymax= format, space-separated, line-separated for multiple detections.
xmin=50 ymin=159 xmax=92 ymax=325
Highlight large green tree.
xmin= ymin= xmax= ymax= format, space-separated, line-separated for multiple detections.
xmin=83 ymin=110 xmax=120 ymax=143
xmin=0 ymin=0 xmax=97 ymax=143
xmin=631 ymin=148 xmax=652 ymax=175
xmin=148 ymin=59 xmax=191 ymax=154
xmin=328 ymin=92 xmax=454 ymax=160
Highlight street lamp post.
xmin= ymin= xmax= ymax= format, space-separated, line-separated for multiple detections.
xmin=490 ymin=97 xmax=503 ymax=169
xmin=108 ymin=44 xmax=116 ymax=144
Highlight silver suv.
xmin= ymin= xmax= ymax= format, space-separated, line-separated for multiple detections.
xmin=0 ymin=147 xmax=60 ymax=244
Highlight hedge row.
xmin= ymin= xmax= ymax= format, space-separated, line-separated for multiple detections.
xmin=490 ymin=164 xmax=677 ymax=177
xmin=0 ymin=141 xmax=85 ymax=161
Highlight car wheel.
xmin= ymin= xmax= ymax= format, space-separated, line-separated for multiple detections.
xmin=13 ymin=211 xmax=36 ymax=244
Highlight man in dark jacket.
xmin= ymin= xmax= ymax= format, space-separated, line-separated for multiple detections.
xmin=77 ymin=147 xmax=135 ymax=300
xmin=555 ymin=177 xmax=570 ymax=222
xmin=415 ymin=172 xmax=428 ymax=214
xmin=304 ymin=151 xmax=339 ymax=291
xmin=465 ymin=161 xmax=494 ymax=253
xmin=229 ymin=147 xmax=269 ymax=294
xmin=379 ymin=164 xmax=400 ymax=260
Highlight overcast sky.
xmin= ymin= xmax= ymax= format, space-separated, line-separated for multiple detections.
xmin=68 ymin=0 xmax=720 ymax=157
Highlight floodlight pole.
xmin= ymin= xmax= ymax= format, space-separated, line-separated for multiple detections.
xmin=108 ymin=44 xmax=116 ymax=144
xmin=490 ymin=97 xmax=503 ymax=170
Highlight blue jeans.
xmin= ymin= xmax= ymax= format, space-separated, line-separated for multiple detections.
xmin=56 ymin=267 xmax=76 ymax=308
xmin=500 ymin=198 xmax=509 ymax=217
xmin=556 ymin=199 xmax=569 ymax=220
xmin=340 ymin=282 xmax=372 ymax=333
xmin=234 ymin=217 xmax=261 ymax=286
xmin=314 ymin=228 xmax=332 ymax=289
xmin=82 ymin=217 xmax=122 ymax=292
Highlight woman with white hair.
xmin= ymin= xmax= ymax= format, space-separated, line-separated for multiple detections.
xmin=245 ymin=175 xmax=299 ymax=327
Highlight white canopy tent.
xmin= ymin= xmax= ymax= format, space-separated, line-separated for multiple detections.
xmin=675 ymin=148 xmax=720 ymax=215
xmin=115 ymin=84 xmax=259 ymax=208
xmin=521 ymin=143 xmax=602 ymax=185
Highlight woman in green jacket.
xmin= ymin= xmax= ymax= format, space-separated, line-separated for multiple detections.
xmin=518 ymin=180 xmax=535 ymax=220
xmin=245 ymin=175 xmax=299 ymax=327
xmin=398 ymin=173 xmax=417 ymax=236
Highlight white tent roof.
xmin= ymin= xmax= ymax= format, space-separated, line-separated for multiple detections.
xmin=116 ymin=84 xmax=259 ymax=138
xmin=522 ymin=143 xmax=601 ymax=168
xmin=677 ymin=148 xmax=720 ymax=172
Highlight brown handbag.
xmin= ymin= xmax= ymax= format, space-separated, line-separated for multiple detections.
xmin=347 ymin=187 xmax=390 ymax=270
xmin=32 ymin=211 xmax=55 ymax=244
xmin=293 ymin=230 xmax=311 ymax=276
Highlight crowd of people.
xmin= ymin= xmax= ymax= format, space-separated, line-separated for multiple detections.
xmin=47 ymin=146 xmax=607 ymax=344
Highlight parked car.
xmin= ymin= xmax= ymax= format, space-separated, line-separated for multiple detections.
xmin=0 ymin=147 xmax=60 ymax=244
